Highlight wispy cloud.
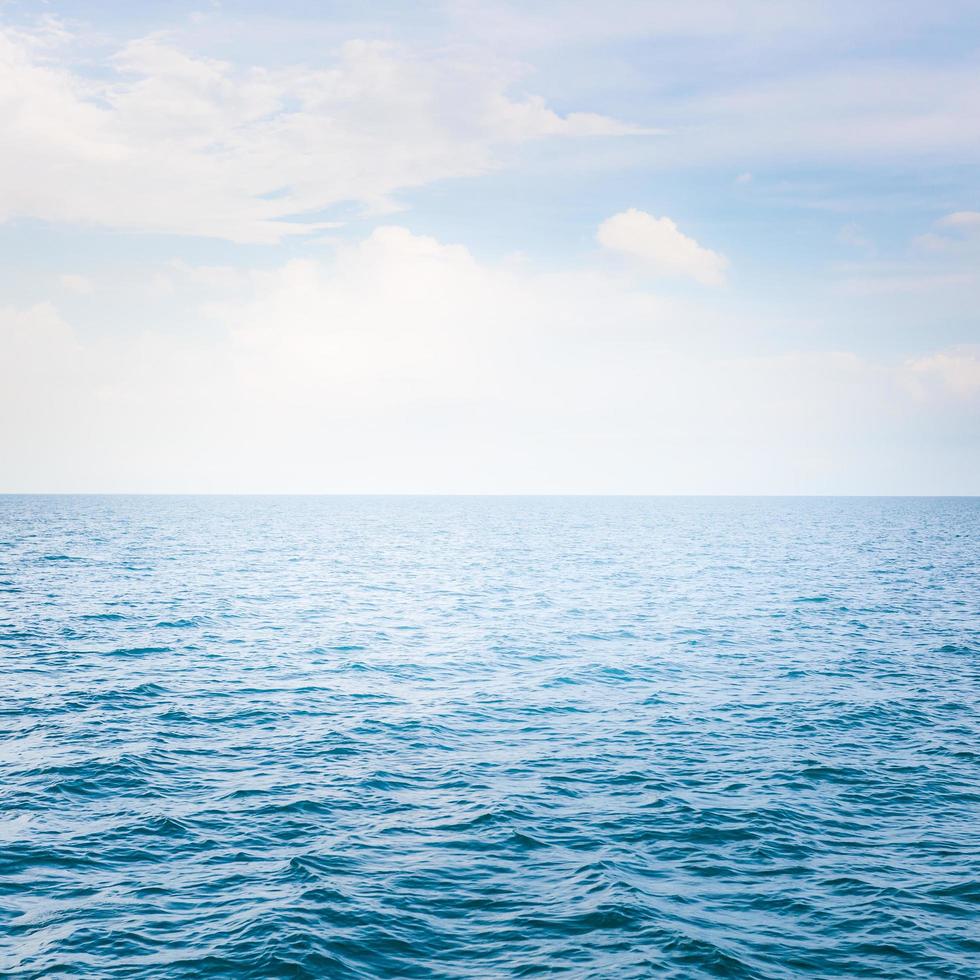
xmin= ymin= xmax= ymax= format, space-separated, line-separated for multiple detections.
xmin=0 ymin=26 xmax=650 ymax=243
xmin=939 ymin=211 xmax=980 ymax=229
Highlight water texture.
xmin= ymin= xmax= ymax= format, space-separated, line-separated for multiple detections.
xmin=0 ymin=495 xmax=978 ymax=978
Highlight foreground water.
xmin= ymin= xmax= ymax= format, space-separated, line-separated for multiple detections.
xmin=1 ymin=496 xmax=978 ymax=978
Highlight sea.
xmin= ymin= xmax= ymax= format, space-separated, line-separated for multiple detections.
xmin=0 ymin=495 xmax=977 ymax=978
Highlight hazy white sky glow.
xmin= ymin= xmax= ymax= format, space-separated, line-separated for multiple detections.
xmin=1 ymin=1 xmax=978 ymax=493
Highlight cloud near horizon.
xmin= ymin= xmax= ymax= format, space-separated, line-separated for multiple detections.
xmin=1 ymin=226 xmax=976 ymax=493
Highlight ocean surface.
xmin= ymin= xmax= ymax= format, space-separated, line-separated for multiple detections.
xmin=1 ymin=496 xmax=978 ymax=978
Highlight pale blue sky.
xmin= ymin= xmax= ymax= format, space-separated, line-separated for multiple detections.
xmin=1 ymin=1 xmax=977 ymax=492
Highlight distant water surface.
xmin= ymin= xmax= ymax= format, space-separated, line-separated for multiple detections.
xmin=0 ymin=496 xmax=978 ymax=978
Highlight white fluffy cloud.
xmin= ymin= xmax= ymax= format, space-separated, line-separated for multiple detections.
xmin=597 ymin=209 xmax=729 ymax=285
xmin=0 ymin=26 xmax=647 ymax=243
xmin=1 ymin=227 xmax=975 ymax=493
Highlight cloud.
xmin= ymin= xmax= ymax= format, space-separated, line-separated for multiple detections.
xmin=620 ymin=57 xmax=980 ymax=176
xmin=920 ymin=211 xmax=980 ymax=249
xmin=842 ymin=211 xmax=980 ymax=296
xmin=597 ymin=209 xmax=729 ymax=285
xmin=837 ymin=271 xmax=976 ymax=295
xmin=906 ymin=347 xmax=980 ymax=399
xmin=0 ymin=303 xmax=85 ymax=472
xmin=2 ymin=227 xmax=975 ymax=493
xmin=58 ymin=273 xmax=94 ymax=295
xmin=446 ymin=0 xmax=951 ymax=49
xmin=450 ymin=2 xmax=980 ymax=170
xmin=0 ymin=27 xmax=647 ymax=243
xmin=838 ymin=223 xmax=874 ymax=253
xmin=938 ymin=211 xmax=980 ymax=229
xmin=0 ymin=302 xmax=80 ymax=371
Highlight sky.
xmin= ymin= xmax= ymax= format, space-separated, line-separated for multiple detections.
xmin=1 ymin=0 xmax=978 ymax=493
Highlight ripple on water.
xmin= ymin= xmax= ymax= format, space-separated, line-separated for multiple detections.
xmin=0 ymin=495 xmax=977 ymax=979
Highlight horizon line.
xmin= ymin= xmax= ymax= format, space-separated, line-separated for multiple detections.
xmin=1 ymin=492 xmax=978 ymax=499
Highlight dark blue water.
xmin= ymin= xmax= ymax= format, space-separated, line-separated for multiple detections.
xmin=1 ymin=496 xmax=978 ymax=978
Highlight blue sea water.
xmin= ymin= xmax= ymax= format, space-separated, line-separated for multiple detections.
xmin=0 ymin=495 xmax=978 ymax=978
